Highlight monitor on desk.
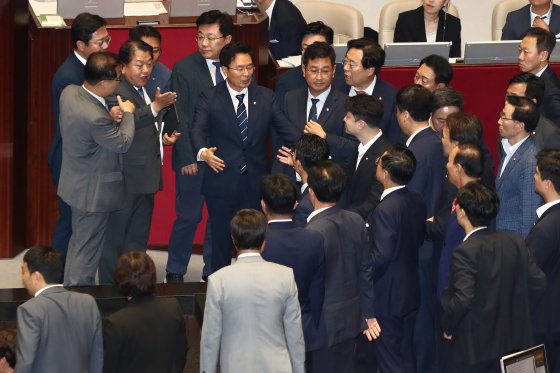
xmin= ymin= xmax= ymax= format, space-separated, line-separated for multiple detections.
xmin=383 ymin=42 xmax=451 ymax=66
xmin=500 ymin=345 xmax=549 ymax=373
xmin=170 ymin=0 xmax=236 ymax=17
xmin=57 ymin=0 xmax=124 ymax=19
xmin=464 ymin=40 xmax=521 ymax=64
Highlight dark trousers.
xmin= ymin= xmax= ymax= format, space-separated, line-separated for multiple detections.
xmin=535 ymin=331 xmax=560 ymax=373
xmin=166 ymin=169 xmax=212 ymax=277
xmin=354 ymin=334 xmax=378 ymax=373
xmin=205 ymin=175 xmax=260 ymax=274
xmin=375 ymin=312 xmax=417 ymax=373
xmin=50 ymin=148 xmax=71 ymax=257
xmin=99 ymin=193 xmax=154 ymax=284
xmin=311 ymin=338 xmax=355 ymax=373
xmin=414 ymin=253 xmax=438 ymax=373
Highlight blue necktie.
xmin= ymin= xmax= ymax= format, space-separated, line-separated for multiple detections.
xmin=308 ymin=98 xmax=319 ymax=122
xmin=137 ymin=87 xmax=145 ymax=102
xmin=212 ymin=61 xmax=224 ymax=85
xmin=236 ymin=94 xmax=248 ymax=174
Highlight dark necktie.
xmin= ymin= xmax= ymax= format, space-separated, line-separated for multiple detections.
xmin=212 ymin=61 xmax=224 ymax=85
xmin=137 ymin=87 xmax=145 ymax=102
xmin=308 ymin=98 xmax=319 ymax=122
xmin=236 ymin=94 xmax=248 ymax=174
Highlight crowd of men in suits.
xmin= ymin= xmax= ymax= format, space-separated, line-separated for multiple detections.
xmin=35 ymin=1 xmax=560 ymax=372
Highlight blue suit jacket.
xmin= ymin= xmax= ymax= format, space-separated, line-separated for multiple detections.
xmin=502 ymin=4 xmax=560 ymax=40
xmin=49 ymin=52 xmax=85 ymax=183
xmin=191 ymin=82 xmax=300 ymax=198
xmin=268 ymin=0 xmax=307 ymax=59
xmin=496 ymin=137 xmax=542 ymax=238
xmin=437 ymin=210 xmax=463 ymax=298
xmin=293 ymin=187 xmax=313 ymax=227
xmin=367 ymin=187 xmax=426 ymax=317
xmin=262 ymin=221 xmax=326 ymax=350
xmin=146 ymin=61 xmax=171 ymax=97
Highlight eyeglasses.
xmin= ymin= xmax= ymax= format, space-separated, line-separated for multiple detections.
xmin=499 ymin=114 xmax=516 ymax=122
xmin=306 ymin=68 xmax=333 ymax=76
xmin=342 ymin=58 xmax=361 ymax=70
xmin=227 ymin=65 xmax=255 ymax=73
xmin=195 ymin=35 xmax=225 ymax=43
xmin=91 ymin=35 xmax=111 ymax=48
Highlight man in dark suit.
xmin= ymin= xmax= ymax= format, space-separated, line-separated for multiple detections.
xmin=396 ymin=84 xmax=446 ymax=373
xmin=526 ymin=149 xmax=560 ymax=373
xmin=166 ymin=11 xmax=234 ymax=282
xmin=341 ymin=38 xmax=400 ymax=143
xmin=339 ymin=94 xmax=392 ymax=220
xmin=260 ymin=174 xmax=325 ymax=360
xmin=496 ymin=95 xmax=543 ymax=238
xmin=502 ymin=0 xmax=560 ymax=40
xmin=49 ymin=12 xmax=110 ymax=259
xmin=413 ymin=54 xmax=453 ymax=93
xmin=58 ymin=52 xmax=136 ymax=286
xmin=305 ymin=161 xmax=379 ymax=373
xmin=282 ymin=42 xmax=356 ymax=168
xmin=275 ymin=21 xmax=348 ymax=104
xmin=192 ymin=42 xmax=300 ymax=275
xmin=254 ymin=0 xmax=307 ymax=59
xmin=441 ymin=182 xmax=546 ymax=373
xmin=103 ymin=252 xmax=187 ymax=373
xmin=367 ymin=145 xmax=426 ymax=373
xmin=99 ymin=40 xmax=178 ymax=284
xmin=518 ymin=27 xmax=560 ymax=124
xmin=17 ymin=246 xmax=102 ymax=373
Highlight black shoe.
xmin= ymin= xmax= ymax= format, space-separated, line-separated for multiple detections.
xmin=166 ymin=272 xmax=184 ymax=283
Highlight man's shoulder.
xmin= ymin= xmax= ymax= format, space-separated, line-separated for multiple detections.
xmin=53 ymin=54 xmax=83 ymax=84
xmin=374 ymin=77 xmax=398 ymax=95
xmin=507 ymin=4 xmax=530 ymax=19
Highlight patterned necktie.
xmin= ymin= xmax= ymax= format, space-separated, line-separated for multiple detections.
xmin=308 ymin=98 xmax=319 ymax=122
xmin=236 ymin=94 xmax=248 ymax=145
xmin=212 ymin=61 xmax=224 ymax=85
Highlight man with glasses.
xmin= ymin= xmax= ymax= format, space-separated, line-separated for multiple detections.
xmin=165 ymin=10 xmax=233 ymax=283
xmin=413 ymin=54 xmax=453 ymax=92
xmin=49 ymin=12 xmax=110 ymax=263
xmin=191 ymin=42 xmax=300 ymax=275
xmin=58 ymin=52 xmax=136 ymax=286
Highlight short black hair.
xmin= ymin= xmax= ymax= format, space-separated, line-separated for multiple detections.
xmin=23 ymin=246 xmax=63 ymax=284
xmin=523 ymin=27 xmax=556 ymax=59
xmin=196 ymin=10 xmax=234 ymax=37
xmin=419 ymin=54 xmax=453 ymax=86
xmin=380 ymin=144 xmax=416 ymax=185
xmin=303 ymin=41 xmax=335 ymax=66
xmin=71 ymin=12 xmax=106 ymax=48
xmin=508 ymin=72 xmax=545 ymax=106
xmin=129 ymin=25 xmax=161 ymax=42
xmin=84 ymin=51 xmax=119 ymax=85
xmin=295 ymin=134 xmax=330 ymax=171
xmin=119 ymin=40 xmax=153 ymax=65
xmin=344 ymin=94 xmax=384 ymax=128
xmin=0 ymin=329 xmax=16 ymax=369
xmin=219 ymin=42 xmax=253 ymax=68
xmin=115 ymin=251 xmax=156 ymax=298
xmin=300 ymin=21 xmax=334 ymax=45
xmin=456 ymin=181 xmax=499 ymax=227
xmin=453 ymin=144 xmax=483 ymax=179
xmin=230 ymin=209 xmax=267 ymax=250
xmin=396 ymin=84 xmax=433 ymax=121
xmin=446 ymin=112 xmax=483 ymax=145
xmin=537 ymin=149 xmax=560 ymax=193
xmin=261 ymin=174 xmax=298 ymax=215
xmin=506 ymin=95 xmax=539 ymax=133
xmin=432 ymin=87 xmax=464 ymax=113
xmin=307 ymin=161 xmax=346 ymax=203
xmin=346 ymin=38 xmax=385 ymax=74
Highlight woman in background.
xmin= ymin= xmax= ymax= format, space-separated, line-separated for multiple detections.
xmin=394 ymin=0 xmax=462 ymax=58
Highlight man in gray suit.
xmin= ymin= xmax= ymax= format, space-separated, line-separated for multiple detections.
xmin=58 ymin=51 xmax=136 ymax=286
xmin=16 ymin=246 xmax=103 ymax=373
xmin=200 ymin=209 xmax=305 ymax=373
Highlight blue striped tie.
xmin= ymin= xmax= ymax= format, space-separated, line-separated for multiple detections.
xmin=213 ymin=62 xmax=224 ymax=84
xmin=236 ymin=94 xmax=248 ymax=174
xmin=308 ymin=98 xmax=319 ymax=122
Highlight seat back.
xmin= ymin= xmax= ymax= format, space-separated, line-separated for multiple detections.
xmin=492 ymin=0 xmax=532 ymax=40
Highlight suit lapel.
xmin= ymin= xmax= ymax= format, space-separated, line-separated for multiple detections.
xmin=551 ymin=5 xmax=560 ymax=35
xmin=195 ymin=52 xmax=215 ymax=89
xmin=317 ymin=88 xmax=337 ymax=125
xmin=498 ymin=138 xmax=532 ymax=180
xmin=216 ymin=84 xmax=244 ymax=147
xmin=295 ymin=89 xmax=308 ymax=130
xmin=120 ymin=77 xmax=147 ymax=109
xmin=247 ymin=85 xmax=262 ymax=146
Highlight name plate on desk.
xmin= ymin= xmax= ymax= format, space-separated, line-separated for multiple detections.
xmin=57 ymin=0 xmax=125 ymax=19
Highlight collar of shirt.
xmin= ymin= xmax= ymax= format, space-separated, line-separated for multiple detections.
xmin=237 ymin=252 xmax=262 ymax=259
xmin=406 ymin=125 xmax=431 ymax=147
xmin=536 ymin=199 xmax=560 ymax=218
xmin=35 ymin=284 xmax=63 ymax=297
xmin=268 ymin=219 xmax=292 ymax=224
xmin=463 ymin=226 xmax=487 ymax=242
xmin=74 ymin=50 xmax=87 ymax=65
xmin=307 ymin=86 xmax=331 ymax=118
xmin=265 ymin=0 xmax=276 ymax=27
xmin=82 ymin=84 xmax=107 ymax=108
xmin=134 ymin=85 xmax=151 ymax=104
xmin=307 ymin=206 xmax=332 ymax=223
xmin=301 ymin=183 xmax=308 ymax=194
xmin=535 ymin=64 xmax=549 ymax=78
xmin=530 ymin=4 xmax=552 ymax=26
xmin=357 ymin=130 xmax=383 ymax=161
xmin=500 ymin=135 xmax=530 ymax=176
xmin=206 ymin=58 xmax=224 ymax=85
xmin=350 ymin=75 xmax=377 ymax=97
xmin=380 ymin=185 xmax=405 ymax=201
xmin=226 ymin=82 xmax=249 ymax=114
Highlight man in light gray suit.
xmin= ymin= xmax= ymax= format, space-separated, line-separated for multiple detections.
xmin=58 ymin=51 xmax=136 ymax=286
xmin=200 ymin=209 xmax=305 ymax=373
xmin=16 ymin=246 xmax=103 ymax=373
